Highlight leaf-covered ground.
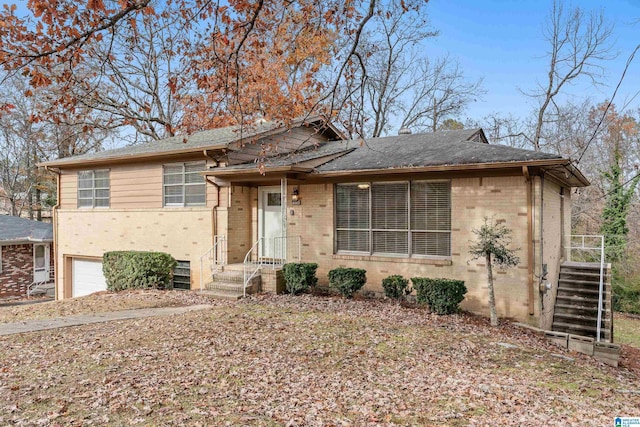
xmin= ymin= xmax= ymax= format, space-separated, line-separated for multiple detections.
xmin=1 ymin=293 xmax=638 ymax=426
xmin=0 ymin=290 xmax=218 ymax=324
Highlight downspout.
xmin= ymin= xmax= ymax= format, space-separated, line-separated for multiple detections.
xmin=559 ymin=187 xmax=565 ymax=260
xmin=44 ymin=166 xmax=61 ymax=300
xmin=523 ymin=166 xmax=534 ymax=316
xmin=539 ymin=173 xmax=545 ymax=313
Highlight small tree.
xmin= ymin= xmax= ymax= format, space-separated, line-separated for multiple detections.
xmin=469 ymin=218 xmax=520 ymax=326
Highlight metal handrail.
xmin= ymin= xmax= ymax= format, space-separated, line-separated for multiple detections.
xmin=565 ymin=234 xmax=606 ymax=342
xmin=243 ymin=237 xmax=263 ymax=298
xmin=199 ymin=235 xmax=227 ymax=291
xmin=243 ymin=235 xmax=303 ymax=297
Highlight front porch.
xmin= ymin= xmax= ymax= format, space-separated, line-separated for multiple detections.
xmin=198 ymin=234 xmax=301 ymax=299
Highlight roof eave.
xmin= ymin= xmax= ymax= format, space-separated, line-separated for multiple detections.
xmin=314 ymin=158 xmax=571 ymax=177
xmin=203 ymin=165 xmax=314 ymax=177
xmin=38 ymin=143 xmax=229 ymax=168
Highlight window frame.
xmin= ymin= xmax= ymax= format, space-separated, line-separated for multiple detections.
xmin=77 ymin=169 xmax=110 ymax=208
xmin=334 ymin=180 xmax=451 ymax=258
xmin=162 ymin=161 xmax=207 ymax=207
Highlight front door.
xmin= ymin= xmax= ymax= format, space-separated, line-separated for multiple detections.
xmin=258 ymin=186 xmax=284 ymax=259
xmin=33 ymin=244 xmax=50 ymax=283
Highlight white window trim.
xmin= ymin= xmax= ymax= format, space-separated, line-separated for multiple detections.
xmin=162 ymin=161 xmax=206 ymax=207
xmin=77 ymin=169 xmax=110 ymax=209
xmin=335 ymin=180 xmax=451 ymax=258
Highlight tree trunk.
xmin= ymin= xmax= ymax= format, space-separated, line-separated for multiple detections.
xmin=486 ymin=253 xmax=498 ymax=326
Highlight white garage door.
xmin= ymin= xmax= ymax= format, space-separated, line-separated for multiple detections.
xmin=72 ymin=259 xmax=107 ymax=297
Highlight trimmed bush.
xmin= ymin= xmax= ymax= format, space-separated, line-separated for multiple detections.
xmin=382 ymin=275 xmax=410 ymax=301
xmin=328 ymin=267 xmax=367 ymax=298
xmin=283 ymin=263 xmax=318 ymax=295
xmin=103 ymin=251 xmax=177 ymax=291
xmin=411 ymin=277 xmax=467 ymax=314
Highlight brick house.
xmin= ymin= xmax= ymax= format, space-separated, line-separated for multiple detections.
xmin=41 ymin=119 xmax=589 ymax=329
xmin=0 ymin=215 xmax=54 ymax=297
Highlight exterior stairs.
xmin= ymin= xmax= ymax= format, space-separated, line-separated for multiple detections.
xmin=552 ymin=261 xmax=613 ymax=342
xmin=201 ymin=264 xmax=261 ymax=300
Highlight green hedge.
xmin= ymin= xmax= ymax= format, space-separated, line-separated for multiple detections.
xmin=329 ymin=267 xmax=367 ymax=298
xmin=411 ymin=277 xmax=467 ymax=314
xmin=283 ymin=263 xmax=318 ymax=295
xmin=382 ymin=275 xmax=410 ymax=301
xmin=103 ymin=251 xmax=177 ymax=292
xmin=613 ymin=282 xmax=640 ymax=314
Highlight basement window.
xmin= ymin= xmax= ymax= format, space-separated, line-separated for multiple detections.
xmin=173 ymin=260 xmax=191 ymax=290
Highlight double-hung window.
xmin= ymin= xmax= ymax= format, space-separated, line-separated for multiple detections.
xmin=335 ymin=181 xmax=451 ymax=257
xmin=77 ymin=170 xmax=110 ymax=208
xmin=163 ymin=162 xmax=206 ymax=206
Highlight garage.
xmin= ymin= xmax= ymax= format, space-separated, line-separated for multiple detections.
xmin=72 ymin=259 xmax=107 ymax=297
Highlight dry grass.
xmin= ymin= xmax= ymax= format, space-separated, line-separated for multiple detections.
xmin=0 ymin=290 xmax=218 ymax=324
xmin=0 ymin=293 xmax=638 ymax=426
xmin=615 ymin=312 xmax=640 ymax=348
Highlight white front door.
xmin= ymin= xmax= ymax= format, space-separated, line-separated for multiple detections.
xmin=258 ymin=186 xmax=284 ymax=258
xmin=33 ymin=244 xmax=49 ymax=283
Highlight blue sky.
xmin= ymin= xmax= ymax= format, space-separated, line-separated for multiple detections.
xmin=424 ymin=0 xmax=640 ymax=121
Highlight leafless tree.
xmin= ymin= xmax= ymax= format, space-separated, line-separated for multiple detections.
xmin=527 ymin=0 xmax=615 ymax=151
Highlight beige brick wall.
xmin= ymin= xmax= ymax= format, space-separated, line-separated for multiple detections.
xmin=55 ymin=208 xmax=214 ymax=297
xmin=287 ymin=176 xmax=538 ymax=322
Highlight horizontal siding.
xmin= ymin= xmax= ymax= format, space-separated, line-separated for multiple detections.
xmin=110 ymin=163 xmax=162 ymax=208
xmin=59 ymin=172 xmax=77 ymax=209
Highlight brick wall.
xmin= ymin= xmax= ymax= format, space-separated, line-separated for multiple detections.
xmin=0 ymin=244 xmax=33 ymax=297
xmin=286 ymin=176 xmax=539 ymax=323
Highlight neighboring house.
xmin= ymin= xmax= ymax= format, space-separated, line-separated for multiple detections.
xmin=0 ymin=215 xmax=54 ymax=297
xmin=41 ymin=119 xmax=591 ymax=331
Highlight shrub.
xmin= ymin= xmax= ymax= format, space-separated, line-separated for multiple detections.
xmin=382 ymin=275 xmax=410 ymax=301
xmin=328 ymin=267 xmax=367 ymax=298
xmin=613 ymin=282 xmax=640 ymax=314
xmin=282 ymin=263 xmax=318 ymax=295
xmin=103 ymin=251 xmax=177 ymax=292
xmin=411 ymin=277 xmax=467 ymax=314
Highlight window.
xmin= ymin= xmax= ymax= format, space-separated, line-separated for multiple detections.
xmin=78 ymin=170 xmax=110 ymax=208
xmin=335 ymin=181 xmax=451 ymax=257
xmin=173 ymin=260 xmax=191 ymax=289
xmin=163 ymin=162 xmax=206 ymax=206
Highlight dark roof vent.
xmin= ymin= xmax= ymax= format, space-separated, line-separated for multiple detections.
xmin=398 ymin=127 xmax=412 ymax=135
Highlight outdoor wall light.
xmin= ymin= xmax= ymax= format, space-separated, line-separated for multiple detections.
xmin=291 ymin=188 xmax=301 ymax=205
xmin=357 ymin=183 xmax=370 ymax=190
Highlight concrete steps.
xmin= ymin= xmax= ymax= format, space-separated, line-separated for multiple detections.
xmin=552 ymin=262 xmax=613 ymax=342
xmin=201 ymin=264 xmax=261 ymax=299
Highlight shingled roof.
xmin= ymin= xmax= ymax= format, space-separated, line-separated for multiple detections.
xmin=316 ymin=129 xmax=562 ymax=172
xmin=0 ymin=216 xmax=53 ymax=243
xmin=41 ymin=116 xmax=340 ymax=167
xmin=205 ymin=128 xmax=588 ymax=187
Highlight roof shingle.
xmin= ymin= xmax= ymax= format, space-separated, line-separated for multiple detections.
xmin=0 ymin=216 xmax=53 ymax=243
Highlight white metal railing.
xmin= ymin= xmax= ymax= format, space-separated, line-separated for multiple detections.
xmin=565 ymin=235 xmax=606 ymax=342
xmin=199 ymin=235 xmax=227 ymax=291
xmin=27 ymin=268 xmax=55 ymax=298
xmin=243 ymin=236 xmax=302 ymax=297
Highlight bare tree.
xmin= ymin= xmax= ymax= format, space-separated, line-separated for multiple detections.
xmin=527 ymin=0 xmax=615 ymax=151
xmin=399 ymin=55 xmax=484 ymax=133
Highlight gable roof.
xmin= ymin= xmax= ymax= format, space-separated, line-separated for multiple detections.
xmin=40 ymin=116 xmax=342 ymax=168
xmin=206 ymin=128 xmax=589 ymax=187
xmin=0 ymin=216 xmax=53 ymax=243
